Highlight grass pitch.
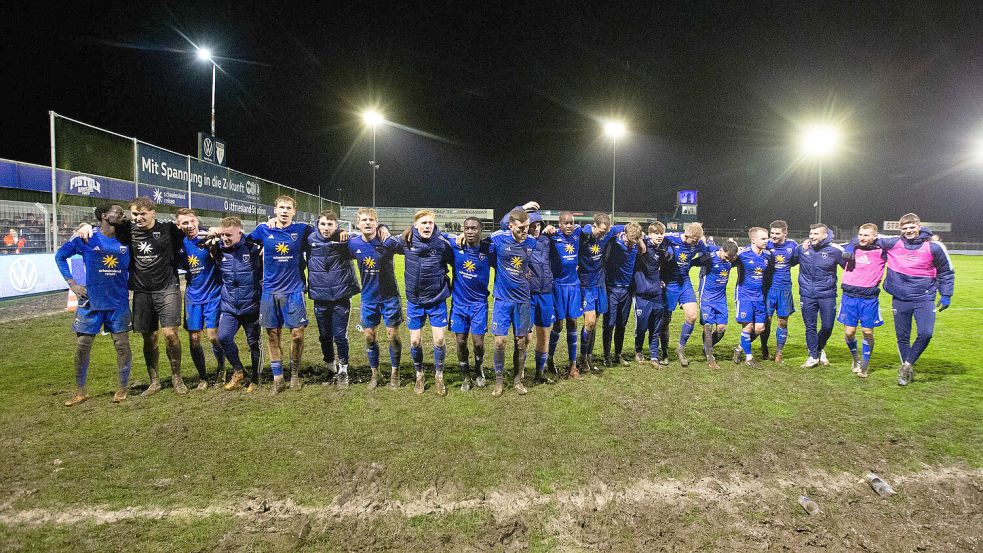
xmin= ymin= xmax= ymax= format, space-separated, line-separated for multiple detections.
xmin=0 ymin=256 xmax=981 ymax=551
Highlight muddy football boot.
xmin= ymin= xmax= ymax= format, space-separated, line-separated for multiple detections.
xmin=336 ymin=371 xmax=350 ymax=390
xmin=707 ymin=354 xmax=719 ymax=370
xmin=676 ymin=345 xmax=689 ymax=367
xmin=774 ymin=351 xmax=784 ymax=364
xmin=414 ymin=372 xmax=425 ymax=395
xmin=514 ymin=367 xmax=528 ymax=395
xmin=732 ymin=347 xmax=743 ymax=365
xmin=225 ymin=371 xmax=245 ymax=391
xmin=535 ymin=368 xmax=555 ymax=385
xmin=64 ymin=389 xmax=89 ymax=407
xmin=898 ymin=362 xmax=913 ymax=386
xmin=112 ymin=388 xmax=127 ymax=403
xmin=819 ymin=350 xmax=830 ymax=366
xmin=635 ymin=351 xmax=645 ymax=364
xmin=270 ymin=375 xmax=287 ymax=395
xmin=569 ymin=363 xmax=582 ymax=381
xmin=172 ymin=374 xmax=189 ymax=395
xmin=290 ymin=370 xmax=302 ymax=391
xmin=196 ymin=380 xmax=209 ymax=391
xmin=389 ymin=367 xmax=400 ymax=389
xmin=141 ymin=367 xmax=161 ymax=397
xmin=435 ymin=372 xmax=447 ymax=397
xmin=492 ymin=374 xmax=505 ymax=397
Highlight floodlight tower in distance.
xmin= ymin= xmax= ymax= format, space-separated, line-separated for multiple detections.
xmin=603 ymin=120 xmax=627 ymax=219
xmin=196 ymin=47 xmax=217 ymax=136
xmin=362 ymin=110 xmax=385 ymax=208
xmin=799 ymin=124 xmax=840 ymax=223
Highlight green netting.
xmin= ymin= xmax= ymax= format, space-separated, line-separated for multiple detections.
xmin=54 ymin=118 xmax=133 ymax=180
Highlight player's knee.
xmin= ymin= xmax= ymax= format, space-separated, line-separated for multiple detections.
xmin=291 ymin=328 xmax=304 ymax=340
xmin=77 ymin=334 xmax=95 ymax=351
xmin=188 ymin=332 xmax=201 ymax=348
xmin=862 ymin=329 xmax=874 ymax=340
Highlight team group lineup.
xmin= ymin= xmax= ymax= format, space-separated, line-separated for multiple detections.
xmin=53 ymin=195 xmax=955 ymax=406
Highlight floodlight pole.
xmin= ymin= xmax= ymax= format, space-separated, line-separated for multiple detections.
xmin=370 ymin=125 xmax=378 ymax=208
xmin=817 ymin=162 xmax=822 ymax=224
xmin=610 ymin=138 xmax=617 ymax=220
xmin=210 ymin=62 xmax=216 ymax=136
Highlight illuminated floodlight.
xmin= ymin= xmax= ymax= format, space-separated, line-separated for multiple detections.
xmin=800 ymin=124 xmax=840 ymax=158
xmin=603 ymin=120 xmax=626 ymax=139
xmin=196 ymin=47 xmax=213 ymax=62
xmin=362 ymin=110 xmax=385 ymax=127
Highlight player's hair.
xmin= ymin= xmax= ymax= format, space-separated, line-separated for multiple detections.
xmin=720 ymin=240 xmax=739 ymax=257
xmin=558 ymin=211 xmax=574 ymax=222
xmin=899 ymin=213 xmax=920 ymax=226
xmin=508 ymin=208 xmax=529 ymax=224
xmin=356 ymin=207 xmax=378 ymax=220
xmin=274 ymin=195 xmax=296 ymax=208
xmin=93 ymin=203 xmax=121 ymax=222
xmin=413 ymin=209 xmax=436 ymax=222
xmin=625 ymin=221 xmax=642 ymax=240
xmin=130 ymin=197 xmax=155 ymax=211
xmin=748 ymin=226 xmax=767 ymax=238
xmin=860 ymin=223 xmax=878 ymax=233
xmin=221 ymin=216 xmax=242 ymax=228
xmin=463 ymin=216 xmax=481 ymax=227
xmin=593 ymin=212 xmax=612 ymax=226
xmin=318 ymin=210 xmax=338 ymax=222
xmin=809 ymin=223 xmax=828 ymax=232
xmin=175 ymin=208 xmax=196 ymax=218
xmin=769 ymin=220 xmax=788 ymax=231
xmin=684 ymin=222 xmax=704 ymax=240
xmin=647 ymin=221 xmax=666 ymax=234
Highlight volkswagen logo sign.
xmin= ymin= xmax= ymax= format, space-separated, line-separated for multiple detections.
xmin=203 ymin=137 xmax=214 ymax=157
xmin=9 ymin=257 xmax=39 ymax=293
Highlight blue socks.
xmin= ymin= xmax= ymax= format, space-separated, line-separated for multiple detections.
xmin=862 ymin=336 xmax=873 ymax=369
xmin=740 ymin=331 xmax=752 ymax=356
xmin=776 ymin=327 xmax=788 ymax=352
xmin=493 ymin=348 xmax=505 ymax=375
xmin=190 ymin=344 xmax=207 ymax=379
xmin=679 ymin=322 xmax=695 ymax=346
xmin=367 ymin=342 xmax=380 ymax=368
xmin=549 ymin=329 xmax=560 ymax=357
xmin=434 ymin=345 xmax=446 ymax=372
xmin=389 ymin=343 xmax=401 ymax=368
xmin=535 ymin=351 xmax=548 ymax=370
xmin=567 ymin=331 xmax=578 ymax=363
xmin=411 ymin=345 xmax=424 ymax=371
xmin=846 ymin=338 xmax=859 ymax=360
xmin=271 ymin=360 xmax=283 ymax=377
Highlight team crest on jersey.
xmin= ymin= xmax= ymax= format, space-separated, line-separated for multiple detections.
xmin=153 ymin=231 xmax=161 ymax=239
xmin=242 ymin=254 xmax=250 ymax=262
xmin=479 ymin=253 xmax=486 ymax=260
xmin=290 ymin=233 xmax=298 ymax=241
xmin=636 ymin=309 xmax=642 ymax=316
xmin=119 ymin=246 xmax=126 ymax=254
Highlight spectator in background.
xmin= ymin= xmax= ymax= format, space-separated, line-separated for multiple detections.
xmin=3 ymin=229 xmax=16 ymax=254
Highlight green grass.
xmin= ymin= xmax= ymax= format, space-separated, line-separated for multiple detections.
xmin=1 ymin=256 xmax=981 ymax=550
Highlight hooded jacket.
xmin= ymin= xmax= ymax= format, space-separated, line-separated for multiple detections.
xmin=306 ymin=229 xmax=360 ymax=302
xmin=218 ymin=237 xmax=262 ymax=316
xmin=398 ymin=227 xmax=453 ymax=305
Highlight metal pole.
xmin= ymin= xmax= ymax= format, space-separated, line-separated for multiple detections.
xmin=318 ymin=184 xmax=322 ymax=214
xmin=817 ymin=162 xmax=822 ymax=223
xmin=371 ymin=125 xmax=377 ymax=208
xmin=611 ymin=138 xmax=617 ymax=219
xmin=210 ymin=63 xmax=216 ymax=136
xmin=49 ymin=111 xmax=58 ymax=252
xmin=337 ymin=188 xmax=342 ymax=207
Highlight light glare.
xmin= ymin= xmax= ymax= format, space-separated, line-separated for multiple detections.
xmin=800 ymin=124 xmax=840 ymax=157
xmin=196 ymin=47 xmax=213 ymax=62
xmin=603 ymin=120 xmax=626 ymax=139
xmin=363 ymin=110 xmax=385 ymax=127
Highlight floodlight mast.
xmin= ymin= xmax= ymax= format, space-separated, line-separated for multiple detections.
xmin=362 ymin=110 xmax=384 ymax=207
xmin=603 ymin=120 xmax=627 ymax=219
xmin=196 ymin=47 xmax=217 ymax=136
xmin=800 ymin=124 xmax=840 ymax=223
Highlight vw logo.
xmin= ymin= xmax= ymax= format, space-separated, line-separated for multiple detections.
xmin=9 ymin=257 xmax=39 ymax=293
xmin=203 ymin=137 xmax=214 ymax=157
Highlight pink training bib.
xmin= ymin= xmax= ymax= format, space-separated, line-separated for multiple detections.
xmin=886 ymin=240 xmax=936 ymax=278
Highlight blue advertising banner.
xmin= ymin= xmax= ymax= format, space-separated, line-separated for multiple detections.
xmin=138 ymin=183 xmax=188 ymax=207
xmin=226 ymin=169 xmax=262 ymax=203
xmin=0 ymin=254 xmax=69 ymax=299
xmin=137 ymin=143 xmax=190 ymax=191
xmin=56 ymin=169 xmax=136 ymax=200
xmin=191 ymin=193 xmax=268 ymax=217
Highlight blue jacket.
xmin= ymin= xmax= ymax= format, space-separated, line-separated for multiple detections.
xmin=528 ymin=234 xmax=555 ymax=294
xmin=796 ymin=232 xmax=844 ymax=300
xmin=633 ymin=238 xmax=670 ymax=300
xmin=218 ymin=237 xmax=262 ymax=316
xmin=398 ymin=227 xmax=454 ymax=305
xmin=307 ymin=230 xmax=360 ymax=302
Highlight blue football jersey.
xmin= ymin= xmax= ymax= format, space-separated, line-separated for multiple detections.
xmin=579 ymin=224 xmax=624 ymax=287
xmin=55 ymin=230 xmax=130 ymax=311
xmin=698 ymin=253 xmax=732 ymax=304
xmin=180 ymin=235 xmax=222 ymax=305
xmin=605 ymin=234 xmax=639 ymax=287
xmin=450 ymin=239 xmax=493 ymax=305
xmin=249 ymin=222 xmax=312 ymax=294
xmin=550 ymin=227 xmax=582 ymax=286
xmin=490 ymin=230 xmax=536 ymax=302
xmin=348 ymin=234 xmax=401 ymax=303
xmin=735 ymin=246 xmax=771 ymax=301
xmin=766 ymin=239 xmax=798 ymax=289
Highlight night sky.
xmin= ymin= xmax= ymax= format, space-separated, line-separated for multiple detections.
xmin=4 ymin=2 xmax=983 ymax=238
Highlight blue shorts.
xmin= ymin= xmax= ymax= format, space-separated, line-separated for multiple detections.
xmin=73 ymin=304 xmax=131 ymax=335
xmin=531 ymin=292 xmax=557 ymax=328
xmin=735 ymin=296 xmax=767 ymax=324
xmin=450 ymin=300 xmax=488 ymax=335
xmin=604 ymin=286 xmax=633 ymax=327
xmin=407 ymin=300 xmax=448 ymax=330
xmin=184 ymin=297 xmax=221 ymax=331
xmin=700 ymin=298 xmax=729 ymax=325
xmin=837 ymin=295 xmax=884 ymax=328
xmin=260 ymin=291 xmax=309 ymax=329
xmin=766 ymin=286 xmax=796 ymax=318
xmin=552 ymin=285 xmax=583 ymax=320
xmin=581 ymin=285 xmax=608 ymax=314
xmin=491 ymin=299 xmax=532 ymax=337
xmin=665 ymin=281 xmax=697 ymax=311
xmin=361 ymin=296 xmax=404 ymax=329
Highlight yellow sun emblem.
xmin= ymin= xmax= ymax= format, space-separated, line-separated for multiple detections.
xmin=678 ymin=253 xmax=689 ymax=262
xmin=463 ymin=259 xmax=477 ymax=273
xmin=754 ymin=267 xmax=764 ymax=275
xmin=590 ymin=244 xmax=600 ymax=255
xmin=564 ymin=243 xmax=575 ymax=254
xmin=775 ymin=254 xmax=785 ymax=263
xmin=510 ymin=256 xmax=523 ymax=269
xmin=187 ymin=255 xmax=199 ymax=268
xmin=719 ymin=270 xmax=728 ymax=277
xmin=362 ymin=257 xmax=376 ymax=269
xmin=275 ymin=242 xmax=290 ymax=255
xmin=102 ymin=255 xmax=118 ymax=268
